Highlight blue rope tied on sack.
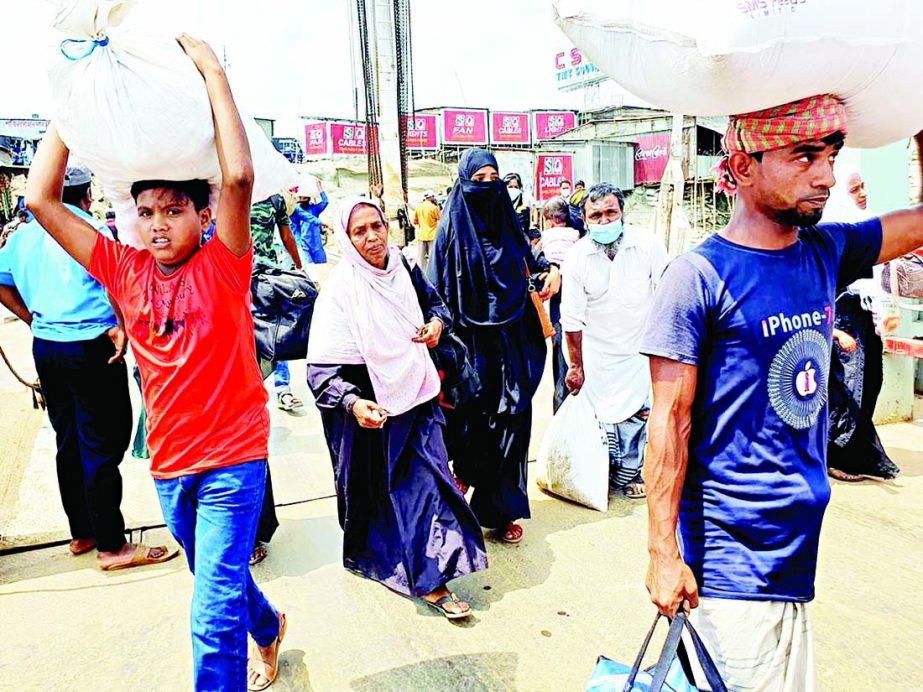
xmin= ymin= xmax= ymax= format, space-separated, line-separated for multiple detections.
xmin=60 ymin=35 xmax=110 ymax=61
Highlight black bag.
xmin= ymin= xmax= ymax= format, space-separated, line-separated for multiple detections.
xmin=588 ymin=610 xmax=728 ymax=691
xmin=250 ymin=268 xmax=318 ymax=362
xmin=399 ymin=256 xmax=481 ymax=408
xmin=430 ymin=331 xmax=482 ymax=408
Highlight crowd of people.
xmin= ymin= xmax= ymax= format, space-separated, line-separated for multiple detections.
xmin=2 ymin=33 xmax=923 ymax=692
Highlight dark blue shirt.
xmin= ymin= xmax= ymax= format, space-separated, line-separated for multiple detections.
xmin=640 ymin=220 xmax=882 ymax=602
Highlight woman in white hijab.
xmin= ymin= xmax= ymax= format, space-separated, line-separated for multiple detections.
xmin=822 ymin=163 xmax=900 ymax=482
xmin=306 ymin=197 xmax=487 ymax=619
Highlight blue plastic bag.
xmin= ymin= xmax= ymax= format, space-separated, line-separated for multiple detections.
xmin=586 ymin=611 xmax=727 ymax=692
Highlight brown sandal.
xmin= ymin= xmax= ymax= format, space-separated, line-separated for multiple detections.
xmin=623 ymin=482 xmax=647 ymax=499
xmin=828 ymin=468 xmax=865 ymax=483
xmin=98 ymin=544 xmax=179 ymax=571
xmin=69 ymin=537 xmax=96 ymax=556
xmin=248 ymin=612 xmax=287 ymax=691
xmin=424 ymin=593 xmax=472 ymax=620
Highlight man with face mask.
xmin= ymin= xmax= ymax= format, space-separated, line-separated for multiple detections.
xmin=561 ymin=182 xmax=667 ymax=498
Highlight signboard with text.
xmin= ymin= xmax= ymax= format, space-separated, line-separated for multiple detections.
xmin=0 ymin=118 xmax=49 ymax=139
xmin=533 ymin=111 xmax=577 ymax=141
xmin=404 ymin=114 xmax=439 ymax=150
xmin=303 ymin=122 xmax=329 ymax=156
xmin=554 ymin=47 xmax=607 ymax=92
xmin=535 ymin=154 xmax=574 ymax=202
xmin=490 ymin=112 xmax=531 ymax=145
xmin=634 ymin=133 xmax=671 ymax=184
xmin=329 ymin=122 xmax=368 ymax=155
xmin=441 ymin=108 xmax=488 ymax=146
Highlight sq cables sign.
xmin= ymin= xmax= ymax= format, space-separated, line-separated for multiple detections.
xmin=536 ymin=154 xmax=574 ymax=201
xmin=490 ymin=112 xmax=531 ymax=145
xmin=330 ymin=122 xmax=368 ymax=155
xmin=442 ymin=109 xmax=489 ymax=145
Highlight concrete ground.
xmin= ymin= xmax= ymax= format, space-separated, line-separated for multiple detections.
xmin=1 ymin=315 xmax=922 ymax=691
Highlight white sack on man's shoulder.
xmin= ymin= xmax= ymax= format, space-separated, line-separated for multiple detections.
xmin=552 ymin=0 xmax=923 ymax=148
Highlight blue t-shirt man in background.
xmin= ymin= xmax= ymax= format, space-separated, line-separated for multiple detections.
xmin=0 ymin=165 xmax=172 ymax=571
xmin=640 ymin=95 xmax=923 ymax=690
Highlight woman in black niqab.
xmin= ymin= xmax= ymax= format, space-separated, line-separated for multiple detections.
xmin=427 ymin=148 xmax=561 ymax=544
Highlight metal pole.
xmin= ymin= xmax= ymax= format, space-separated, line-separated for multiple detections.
xmin=372 ymin=0 xmax=406 ymax=216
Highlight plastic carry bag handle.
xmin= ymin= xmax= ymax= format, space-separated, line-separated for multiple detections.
xmin=60 ymin=35 xmax=109 ymax=61
xmin=623 ymin=610 xmax=728 ymax=692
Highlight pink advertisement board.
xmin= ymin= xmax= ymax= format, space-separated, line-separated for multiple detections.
xmin=329 ymin=122 xmax=368 ymax=155
xmin=303 ymin=122 xmax=329 ymax=156
xmin=634 ymin=133 xmax=671 ymax=184
xmin=533 ymin=111 xmax=577 ymax=141
xmin=490 ymin=112 xmax=531 ymax=145
xmin=404 ymin=114 xmax=439 ymax=150
xmin=441 ymin=109 xmax=488 ymax=145
xmin=535 ymin=154 xmax=574 ymax=202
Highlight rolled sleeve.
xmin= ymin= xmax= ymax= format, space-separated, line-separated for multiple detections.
xmin=560 ymin=255 xmax=588 ymax=332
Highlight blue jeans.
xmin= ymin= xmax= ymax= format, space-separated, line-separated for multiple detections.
xmin=155 ymin=460 xmax=280 ymax=691
xmin=273 ymin=361 xmax=290 ymax=393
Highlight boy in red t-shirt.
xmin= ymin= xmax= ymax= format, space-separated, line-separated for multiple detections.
xmin=27 ymin=35 xmax=286 ymax=691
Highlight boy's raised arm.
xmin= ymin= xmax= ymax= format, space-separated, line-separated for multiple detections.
xmin=25 ymin=123 xmax=100 ymax=269
xmin=177 ymin=34 xmax=254 ymax=258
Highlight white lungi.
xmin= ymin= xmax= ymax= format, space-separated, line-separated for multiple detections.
xmin=686 ymin=597 xmax=817 ymax=692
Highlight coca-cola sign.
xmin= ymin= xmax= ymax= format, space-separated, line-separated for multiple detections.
xmin=635 ymin=143 xmax=668 ymax=162
xmin=634 ymin=133 xmax=671 ymax=184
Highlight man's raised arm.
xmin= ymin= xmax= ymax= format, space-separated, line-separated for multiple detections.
xmin=177 ymin=34 xmax=254 ymax=258
xmin=878 ymin=131 xmax=923 ymax=263
xmin=25 ymin=124 xmax=99 ymax=269
xmin=645 ymin=356 xmax=700 ymax=618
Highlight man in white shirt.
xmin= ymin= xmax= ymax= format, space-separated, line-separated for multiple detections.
xmin=561 ymin=183 xmax=667 ymax=498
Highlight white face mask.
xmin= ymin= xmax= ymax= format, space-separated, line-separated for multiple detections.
xmin=587 ymin=220 xmax=624 ymax=245
xmin=561 ymin=188 xmax=572 ymax=198
xmin=507 ymin=187 xmax=522 ymax=200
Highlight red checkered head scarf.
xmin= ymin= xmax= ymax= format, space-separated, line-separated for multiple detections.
xmin=715 ymin=95 xmax=848 ymax=195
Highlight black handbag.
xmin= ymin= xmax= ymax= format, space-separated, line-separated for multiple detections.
xmin=399 ymin=256 xmax=482 ymax=408
xmin=250 ymin=268 xmax=318 ymax=362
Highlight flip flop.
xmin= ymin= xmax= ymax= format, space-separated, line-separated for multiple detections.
xmin=69 ymin=537 xmax=96 ymax=556
xmin=499 ymin=522 xmax=523 ymax=544
xmin=98 ymin=544 xmax=179 ymax=571
xmin=828 ymin=468 xmax=865 ymax=482
xmin=453 ymin=475 xmax=470 ymax=495
xmin=623 ymin=482 xmax=647 ymax=499
xmin=277 ymin=393 xmax=303 ymax=412
xmin=424 ymin=593 xmax=471 ymax=620
xmin=248 ymin=612 xmax=287 ymax=691
xmin=250 ymin=542 xmax=269 ymax=566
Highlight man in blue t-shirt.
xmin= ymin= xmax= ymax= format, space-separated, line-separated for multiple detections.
xmin=640 ymin=95 xmax=923 ymax=689
xmin=0 ymin=166 xmax=174 ymax=571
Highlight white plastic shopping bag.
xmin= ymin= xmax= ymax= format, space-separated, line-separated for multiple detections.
xmin=536 ymin=393 xmax=610 ymax=512
xmin=46 ymin=0 xmax=297 ymax=247
xmin=552 ymin=0 xmax=923 ymax=148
